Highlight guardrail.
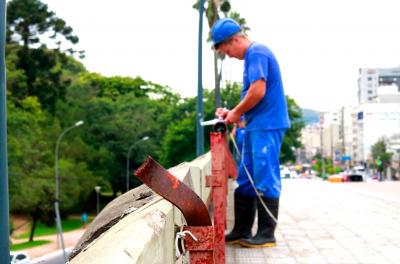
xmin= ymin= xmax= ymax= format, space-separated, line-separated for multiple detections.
xmin=69 ymin=124 xmax=236 ymax=264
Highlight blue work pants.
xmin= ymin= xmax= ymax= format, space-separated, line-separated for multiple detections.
xmin=235 ymin=129 xmax=286 ymax=198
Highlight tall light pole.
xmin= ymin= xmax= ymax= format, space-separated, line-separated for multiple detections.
xmin=126 ymin=136 xmax=149 ymax=192
xmin=0 ymin=0 xmax=10 ymax=262
xmin=94 ymin=186 xmax=101 ymax=215
xmin=196 ymin=0 xmax=205 ymax=156
xmin=54 ymin=120 xmax=84 ymax=262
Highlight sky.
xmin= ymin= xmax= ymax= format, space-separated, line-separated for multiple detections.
xmin=41 ymin=0 xmax=400 ymax=112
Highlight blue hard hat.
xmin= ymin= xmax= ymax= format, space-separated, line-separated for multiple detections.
xmin=211 ymin=18 xmax=241 ymax=48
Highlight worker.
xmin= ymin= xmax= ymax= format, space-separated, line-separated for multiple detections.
xmin=212 ymin=18 xmax=290 ymax=248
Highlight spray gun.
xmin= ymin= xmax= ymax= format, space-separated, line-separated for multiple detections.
xmin=200 ymin=118 xmax=227 ymax=133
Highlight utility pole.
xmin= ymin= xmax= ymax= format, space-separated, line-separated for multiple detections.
xmin=196 ymin=0 xmax=205 ymax=156
xmin=0 ymin=0 xmax=10 ymax=262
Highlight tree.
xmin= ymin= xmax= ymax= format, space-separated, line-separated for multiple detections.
xmin=371 ymin=139 xmax=393 ymax=175
xmin=280 ymin=96 xmax=305 ymax=163
xmin=7 ymin=0 xmax=78 ymax=49
xmin=6 ymin=0 xmax=84 ymax=113
xmin=7 ymin=96 xmax=100 ymax=241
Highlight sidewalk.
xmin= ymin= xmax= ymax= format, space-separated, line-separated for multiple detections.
xmin=12 ymin=228 xmax=86 ymax=259
xmin=226 ymin=179 xmax=400 ymax=264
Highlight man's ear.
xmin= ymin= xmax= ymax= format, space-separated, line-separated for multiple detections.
xmin=231 ymin=35 xmax=239 ymax=43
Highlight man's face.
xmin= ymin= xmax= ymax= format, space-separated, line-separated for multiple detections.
xmin=216 ymin=37 xmax=242 ymax=59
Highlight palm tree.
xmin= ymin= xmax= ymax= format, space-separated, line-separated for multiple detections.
xmin=193 ymin=0 xmax=249 ymax=107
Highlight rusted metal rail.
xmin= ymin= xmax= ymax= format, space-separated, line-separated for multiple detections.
xmin=134 ymin=122 xmax=236 ymax=264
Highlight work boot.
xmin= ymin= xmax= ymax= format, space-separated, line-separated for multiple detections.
xmin=225 ymin=192 xmax=256 ymax=244
xmin=239 ymin=197 xmax=279 ymax=248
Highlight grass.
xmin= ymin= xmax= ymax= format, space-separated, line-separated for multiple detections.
xmin=16 ymin=218 xmax=85 ymax=239
xmin=10 ymin=240 xmax=51 ymax=251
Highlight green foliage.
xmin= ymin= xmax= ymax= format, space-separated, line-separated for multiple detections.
xmin=311 ymin=154 xmax=342 ymax=177
xmin=16 ymin=218 xmax=84 ymax=239
xmin=7 ymin=0 xmax=79 ymax=48
xmin=160 ymin=114 xmax=197 ymax=168
xmin=280 ymin=96 xmax=305 ymax=163
xmin=6 ymin=0 xmax=84 ymax=113
xmin=10 ymin=240 xmax=51 ymax=251
xmin=159 ymin=84 xmax=241 ymax=168
xmin=371 ymin=139 xmax=393 ymax=172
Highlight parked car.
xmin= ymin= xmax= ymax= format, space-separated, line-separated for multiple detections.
xmin=342 ymin=168 xmax=365 ymax=182
xmin=10 ymin=251 xmax=30 ymax=264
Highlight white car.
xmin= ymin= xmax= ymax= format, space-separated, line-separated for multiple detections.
xmin=280 ymin=166 xmax=291 ymax=179
xmin=10 ymin=251 xmax=30 ymax=264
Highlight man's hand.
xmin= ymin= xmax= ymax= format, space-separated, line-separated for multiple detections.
xmin=225 ymin=108 xmax=241 ymax=124
xmin=215 ymin=108 xmax=229 ymax=119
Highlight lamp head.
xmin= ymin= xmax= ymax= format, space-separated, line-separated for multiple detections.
xmin=75 ymin=120 xmax=84 ymax=127
xmin=94 ymin=186 xmax=101 ymax=193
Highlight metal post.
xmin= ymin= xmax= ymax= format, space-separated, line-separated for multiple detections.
xmin=210 ymin=132 xmax=227 ymax=263
xmin=96 ymin=192 xmax=99 ymax=214
xmin=94 ymin=186 xmax=101 ymax=215
xmin=0 ymin=0 xmax=10 ymax=262
xmin=196 ymin=0 xmax=205 ymax=156
xmin=54 ymin=121 xmax=83 ymax=262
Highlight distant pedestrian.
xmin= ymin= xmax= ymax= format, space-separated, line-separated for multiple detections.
xmin=81 ymin=212 xmax=88 ymax=228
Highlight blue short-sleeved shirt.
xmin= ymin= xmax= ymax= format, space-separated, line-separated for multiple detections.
xmin=241 ymin=42 xmax=291 ymax=131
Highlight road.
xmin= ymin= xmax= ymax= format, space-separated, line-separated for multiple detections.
xmin=227 ymin=178 xmax=400 ymax=264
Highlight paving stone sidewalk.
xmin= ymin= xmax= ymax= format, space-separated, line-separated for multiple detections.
xmin=226 ymin=179 xmax=400 ymax=264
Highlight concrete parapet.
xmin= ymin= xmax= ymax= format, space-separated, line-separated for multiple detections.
xmin=69 ymin=153 xmax=212 ymax=264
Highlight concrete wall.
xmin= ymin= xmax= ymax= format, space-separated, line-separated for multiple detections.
xmin=69 ymin=153 xmax=212 ymax=264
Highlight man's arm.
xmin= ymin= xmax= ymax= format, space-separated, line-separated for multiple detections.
xmin=225 ymin=79 xmax=266 ymax=124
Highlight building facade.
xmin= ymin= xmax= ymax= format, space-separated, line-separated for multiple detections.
xmin=352 ymin=103 xmax=400 ymax=162
xmin=358 ymin=67 xmax=400 ymax=104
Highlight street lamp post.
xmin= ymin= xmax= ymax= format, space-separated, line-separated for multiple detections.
xmin=196 ymin=0 xmax=205 ymax=157
xmin=126 ymin=136 xmax=149 ymax=192
xmin=0 ymin=1 xmax=10 ymax=262
xmin=94 ymin=186 xmax=101 ymax=215
xmin=54 ymin=120 xmax=84 ymax=262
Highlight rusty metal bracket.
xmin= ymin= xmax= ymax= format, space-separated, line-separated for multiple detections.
xmin=135 ymin=156 xmax=211 ymax=226
xmin=134 ymin=157 xmax=214 ymax=263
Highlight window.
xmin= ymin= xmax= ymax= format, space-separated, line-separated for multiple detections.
xmin=367 ymin=90 xmax=373 ymax=94
xmin=367 ymin=77 xmax=372 ymax=81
